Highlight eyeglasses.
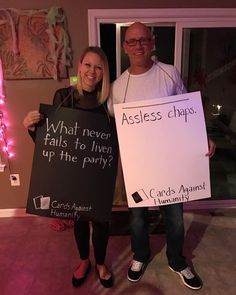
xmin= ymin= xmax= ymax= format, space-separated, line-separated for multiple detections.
xmin=125 ymin=37 xmax=151 ymax=47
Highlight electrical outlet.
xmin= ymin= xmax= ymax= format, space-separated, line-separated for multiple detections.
xmin=10 ymin=174 xmax=20 ymax=186
xmin=0 ymin=163 xmax=6 ymax=172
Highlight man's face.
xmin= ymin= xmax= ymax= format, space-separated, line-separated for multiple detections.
xmin=123 ymin=24 xmax=154 ymax=68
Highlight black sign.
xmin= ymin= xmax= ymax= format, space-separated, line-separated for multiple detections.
xmin=26 ymin=104 xmax=118 ymax=222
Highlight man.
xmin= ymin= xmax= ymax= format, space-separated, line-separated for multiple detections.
xmin=108 ymin=22 xmax=215 ymax=290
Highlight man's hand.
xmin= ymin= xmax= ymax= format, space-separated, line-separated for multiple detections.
xmin=205 ymin=138 xmax=216 ymax=158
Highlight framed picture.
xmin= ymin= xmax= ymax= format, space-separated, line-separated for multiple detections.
xmin=0 ymin=8 xmax=72 ymax=80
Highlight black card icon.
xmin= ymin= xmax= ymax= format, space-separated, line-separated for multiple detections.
xmin=131 ymin=189 xmax=149 ymax=203
xmin=132 ymin=192 xmax=143 ymax=203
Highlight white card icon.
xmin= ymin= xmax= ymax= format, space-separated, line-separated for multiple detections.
xmin=33 ymin=195 xmax=50 ymax=210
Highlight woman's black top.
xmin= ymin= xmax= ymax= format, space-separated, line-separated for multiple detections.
xmin=29 ymin=86 xmax=110 ymax=141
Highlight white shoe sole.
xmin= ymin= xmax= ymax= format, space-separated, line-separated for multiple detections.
xmin=127 ymin=274 xmax=143 ymax=283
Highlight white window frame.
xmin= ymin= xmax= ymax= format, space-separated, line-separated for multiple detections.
xmin=176 ymin=20 xmax=236 ymax=79
xmin=88 ymin=8 xmax=236 ymax=72
xmin=88 ymin=8 xmax=236 ymax=209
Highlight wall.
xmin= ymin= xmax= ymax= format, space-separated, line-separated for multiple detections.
xmin=0 ymin=0 xmax=235 ymax=211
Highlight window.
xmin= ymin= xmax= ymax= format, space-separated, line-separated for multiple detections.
xmin=88 ymin=8 xmax=236 ymax=208
xmin=181 ymin=25 xmax=236 ymax=202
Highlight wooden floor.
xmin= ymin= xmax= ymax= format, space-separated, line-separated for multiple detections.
xmin=0 ymin=209 xmax=236 ymax=295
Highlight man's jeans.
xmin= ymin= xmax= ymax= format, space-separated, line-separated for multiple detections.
xmin=129 ymin=203 xmax=187 ymax=271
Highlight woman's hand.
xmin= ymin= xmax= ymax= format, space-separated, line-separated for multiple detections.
xmin=205 ymin=138 xmax=216 ymax=158
xmin=23 ymin=111 xmax=42 ymax=131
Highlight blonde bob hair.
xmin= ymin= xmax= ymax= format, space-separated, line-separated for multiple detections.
xmin=76 ymin=46 xmax=110 ymax=104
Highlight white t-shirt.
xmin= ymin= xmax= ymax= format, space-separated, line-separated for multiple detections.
xmin=108 ymin=61 xmax=186 ymax=116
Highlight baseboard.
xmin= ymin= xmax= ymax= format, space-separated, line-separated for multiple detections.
xmin=1 ymin=200 xmax=235 ymax=218
xmin=0 ymin=208 xmax=32 ymax=218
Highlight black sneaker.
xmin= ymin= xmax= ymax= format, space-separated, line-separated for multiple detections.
xmin=169 ymin=266 xmax=202 ymax=290
xmin=127 ymin=260 xmax=147 ymax=282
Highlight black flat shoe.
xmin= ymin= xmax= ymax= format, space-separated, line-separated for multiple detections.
xmin=96 ymin=266 xmax=113 ymax=288
xmin=72 ymin=261 xmax=91 ymax=287
xmin=99 ymin=275 xmax=113 ymax=288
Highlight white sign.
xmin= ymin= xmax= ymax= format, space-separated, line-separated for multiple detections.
xmin=114 ymin=91 xmax=211 ymax=208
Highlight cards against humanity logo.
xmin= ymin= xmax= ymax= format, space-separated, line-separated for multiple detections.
xmin=33 ymin=195 xmax=51 ymax=210
xmin=131 ymin=189 xmax=149 ymax=203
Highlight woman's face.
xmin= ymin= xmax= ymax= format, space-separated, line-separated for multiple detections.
xmin=79 ymin=52 xmax=103 ymax=92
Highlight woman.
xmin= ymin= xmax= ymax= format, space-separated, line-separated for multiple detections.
xmin=23 ymin=46 xmax=114 ymax=288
